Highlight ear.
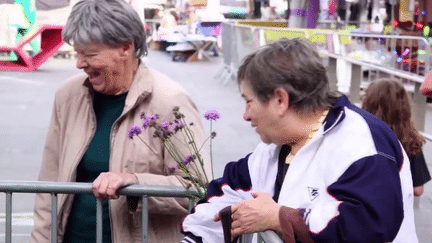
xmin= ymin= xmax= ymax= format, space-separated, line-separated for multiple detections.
xmin=272 ymin=87 xmax=289 ymax=115
xmin=120 ymin=42 xmax=135 ymax=59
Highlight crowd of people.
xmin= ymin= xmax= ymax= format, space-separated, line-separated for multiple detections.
xmin=28 ymin=0 xmax=430 ymax=242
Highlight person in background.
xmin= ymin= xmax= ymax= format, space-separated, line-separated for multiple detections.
xmin=181 ymin=38 xmax=417 ymax=243
xmin=421 ymin=69 xmax=432 ymax=97
xmin=362 ymin=78 xmax=431 ymax=196
xmin=30 ymin=0 xmax=210 ymax=242
xmin=261 ymin=2 xmax=281 ymax=21
xmin=157 ymin=9 xmax=178 ymax=37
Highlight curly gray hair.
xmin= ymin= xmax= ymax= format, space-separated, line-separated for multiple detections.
xmin=62 ymin=0 xmax=147 ymax=58
xmin=238 ymin=38 xmax=339 ymax=113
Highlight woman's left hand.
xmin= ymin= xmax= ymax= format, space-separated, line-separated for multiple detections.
xmin=214 ymin=192 xmax=281 ymax=237
xmin=92 ymin=172 xmax=139 ymax=199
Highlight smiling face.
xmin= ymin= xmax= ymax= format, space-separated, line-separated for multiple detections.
xmin=240 ymin=81 xmax=280 ymax=144
xmin=74 ymin=42 xmax=132 ymax=95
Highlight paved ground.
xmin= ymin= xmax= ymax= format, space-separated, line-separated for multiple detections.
xmin=0 ymin=49 xmax=431 ymax=242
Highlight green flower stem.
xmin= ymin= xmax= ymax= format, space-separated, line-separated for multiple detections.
xmin=209 ymin=121 xmax=214 ymax=179
xmin=137 ymin=136 xmax=162 ymax=161
xmin=163 ymin=139 xmax=202 ymax=182
xmin=164 ymin=139 xmax=184 ymax=163
xmin=178 ymin=121 xmax=209 ymax=183
xmin=172 ymin=133 xmax=194 ymax=153
xmin=198 ymin=136 xmax=212 ymax=152
xmin=181 ymin=117 xmax=210 ymax=183
xmin=164 ymin=137 xmax=206 ymax=197
xmin=178 ymin=129 xmax=199 ymax=162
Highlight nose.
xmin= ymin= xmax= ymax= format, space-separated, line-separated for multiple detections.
xmin=76 ymin=55 xmax=88 ymax=69
xmin=243 ymin=110 xmax=251 ymax=122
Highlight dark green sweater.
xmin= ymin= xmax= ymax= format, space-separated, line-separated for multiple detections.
xmin=63 ymin=91 xmax=127 ymax=243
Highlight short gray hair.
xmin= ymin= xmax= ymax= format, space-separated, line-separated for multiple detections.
xmin=62 ymin=0 xmax=147 ymax=58
xmin=238 ymin=38 xmax=338 ymax=113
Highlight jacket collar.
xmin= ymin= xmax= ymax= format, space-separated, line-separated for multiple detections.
xmin=124 ymin=61 xmax=152 ymax=111
xmin=82 ymin=61 xmax=152 ymax=114
xmin=323 ymin=95 xmax=350 ymax=134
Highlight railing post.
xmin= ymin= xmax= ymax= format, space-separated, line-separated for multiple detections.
xmin=96 ymin=198 xmax=103 ymax=243
xmin=0 ymin=182 xmax=199 ymax=243
xmin=326 ymin=56 xmax=338 ymax=92
xmin=5 ymin=192 xmax=12 ymax=243
xmin=412 ymin=82 xmax=427 ymax=132
xmin=188 ymin=198 xmax=195 ymax=212
xmin=51 ymin=193 xmax=58 ymax=243
xmin=141 ymin=196 xmax=148 ymax=243
xmin=349 ymin=63 xmax=362 ymax=104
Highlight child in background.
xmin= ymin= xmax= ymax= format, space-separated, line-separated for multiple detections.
xmin=362 ymin=78 xmax=431 ymax=196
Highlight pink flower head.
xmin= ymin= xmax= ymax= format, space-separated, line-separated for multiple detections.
xmin=204 ymin=110 xmax=220 ymax=121
xmin=127 ymin=125 xmax=142 ymax=139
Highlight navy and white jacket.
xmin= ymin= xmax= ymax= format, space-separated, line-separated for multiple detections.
xmin=182 ymin=96 xmax=417 ymax=243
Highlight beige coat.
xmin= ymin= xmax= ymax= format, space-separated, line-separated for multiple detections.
xmin=31 ymin=63 xmax=211 ymax=243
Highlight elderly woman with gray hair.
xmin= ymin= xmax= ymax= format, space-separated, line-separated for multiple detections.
xmin=30 ymin=0 xmax=210 ymax=242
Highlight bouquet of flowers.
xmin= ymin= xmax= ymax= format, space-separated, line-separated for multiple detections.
xmin=127 ymin=106 xmax=220 ymax=199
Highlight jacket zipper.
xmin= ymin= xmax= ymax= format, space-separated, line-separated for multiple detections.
xmin=108 ymin=96 xmax=143 ymax=243
xmin=58 ymin=93 xmax=97 ymax=241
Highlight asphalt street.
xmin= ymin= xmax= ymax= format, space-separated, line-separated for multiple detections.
xmin=0 ymin=50 xmax=431 ymax=242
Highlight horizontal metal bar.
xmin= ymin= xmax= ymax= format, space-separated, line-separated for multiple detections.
xmin=324 ymin=53 xmax=425 ymax=83
xmin=257 ymin=230 xmax=283 ymax=243
xmin=0 ymin=181 xmax=199 ymax=198
xmin=421 ymin=132 xmax=432 ymax=142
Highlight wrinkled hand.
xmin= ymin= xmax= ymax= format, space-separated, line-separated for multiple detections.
xmin=92 ymin=172 xmax=139 ymax=199
xmin=214 ymin=192 xmax=281 ymax=237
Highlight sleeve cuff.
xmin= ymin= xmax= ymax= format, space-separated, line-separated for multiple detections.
xmin=279 ymin=206 xmax=314 ymax=243
xmin=182 ymin=232 xmax=204 ymax=243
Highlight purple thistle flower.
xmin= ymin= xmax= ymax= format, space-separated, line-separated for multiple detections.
xmin=142 ymin=114 xmax=158 ymax=129
xmin=148 ymin=115 xmax=158 ymax=121
xmin=161 ymin=121 xmax=171 ymax=131
xmin=182 ymin=154 xmax=196 ymax=164
xmin=143 ymin=119 xmax=150 ymax=130
xmin=166 ymin=165 xmax=177 ymax=175
xmin=139 ymin=109 xmax=146 ymax=119
xmin=173 ymin=121 xmax=185 ymax=132
xmin=204 ymin=110 xmax=220 ymax=121
xmin=127 ymin=125 xmax=142 ymax=139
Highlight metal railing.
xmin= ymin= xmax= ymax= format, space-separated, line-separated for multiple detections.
xmin=311 ymin=31 xmax=431 ymax=76
xmin=0 ymin=181 xmax=283 ymax=243
xmin=216 ymin=21 xmax=432 ymax=136
xmin=0 ymin=181 xmax=198 ymax=243
xmin=215 ymin=22 xmax=262 ymax=86
xmin=308 ymin=31 xmax=430 ymax=132
xmin=239 ymin=231 xmax=283 ymax=243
